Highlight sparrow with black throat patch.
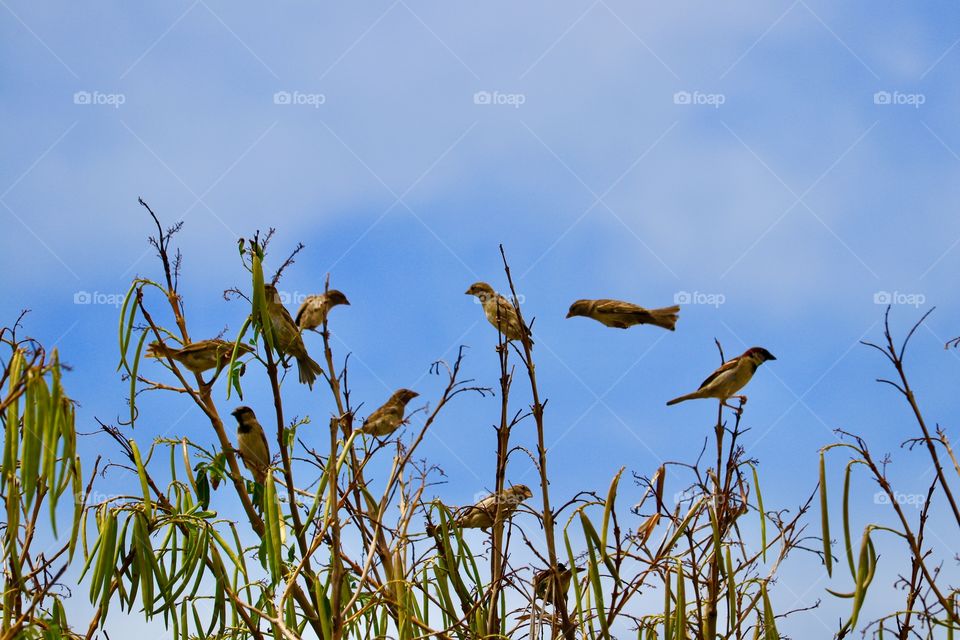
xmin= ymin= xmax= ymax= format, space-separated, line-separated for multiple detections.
xmin=358 ymin=389 xmax=419 ymax=437
xmin=465 ymin=282 xmax=532 ymax=345
xmin=296 ymin=289 xmax=350 ymax=331
xmin=666 ymin=347 xmax=776 ymax=409
xmin=231 ymin=406 xmax=270 ymax=485
xmin=566 ymin=299 xmax=679 ymax=331
xmin=263 ymin=284 xmax=324 ymax=387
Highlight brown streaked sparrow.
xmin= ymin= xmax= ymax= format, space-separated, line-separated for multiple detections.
xmin=465 ymin=282 xmax=532 ymax=345
xmin=533 ymin=563 xmax=577 ymax=607
xmin=295 ymin=289 xmax=350 ymax=331
xmin=667 ymin=347 xmax=776 ymax=408
xmin=358 ymin=389 xmax=419 ymax=436
xmin=263 ymin=284 xmax=324 ymax=387
xmin=566 ymin=299 xmax=680 ymax=331
xmin=454 ymin=484 xmax=533 ymax=530
xmin=146 ymin=339 xmax=253 ymax=375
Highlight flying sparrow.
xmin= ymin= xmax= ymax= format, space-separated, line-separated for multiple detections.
xmin=263 ymin=284 xmax=324 ymax=387
xmin=666 ymin=347 xmax=776 ymax=409
xmin=566 ymin=299 xmax=679 ymax=331
xmin=465 ymin=282 xmax=532 ymax=345
xmin=146 ymin=339 xmax=253 ymax=375
xmin=358 ymin=389 xmax=419 ymax=436
xmin=231 ymin=406 xmax=270 ymax=485
xmin=533 ymin=563 xmax=576 ymax=607
xmin=295 ymin=289 xmax=350 ymax=331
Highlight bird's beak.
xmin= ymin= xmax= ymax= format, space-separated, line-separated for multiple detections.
xmin=565 ymin=310 xmax=574 ymax=318
xmin=767 ymin=353 xmax=777 ymax=361
xmin=343 ymin=298 xmax=351 ymax=306
xmin=464 ymin=289 xmax=472 ymax=295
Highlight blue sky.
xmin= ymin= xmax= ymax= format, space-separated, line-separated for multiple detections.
xmin=2 ymin=1 xmax=960 ymax=636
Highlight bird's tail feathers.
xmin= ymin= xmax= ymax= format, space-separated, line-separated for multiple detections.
xmin=666 ymin=391 xmax=701 ymax=406
xmin=297 ymin=355 xmax=324 ymax=387
xmin=648 ymin=305 xmax=680 ymax=331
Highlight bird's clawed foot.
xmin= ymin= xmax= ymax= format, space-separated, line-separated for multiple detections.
xmin=721 ymin=396 xmax=748 ymax=414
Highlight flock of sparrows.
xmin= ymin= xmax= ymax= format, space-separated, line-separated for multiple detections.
xmin=464 ymin=280 xmax=776 ymax=409
xmin=145 ymin=278 xmax=775 ymax=605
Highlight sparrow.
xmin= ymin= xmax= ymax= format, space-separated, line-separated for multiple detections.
xmin=533 ymin=563 xmax=576 ymax=606
xmin=454 ymin=484 xmax=533 ymax=530
xmin=566 ymin=299 xmax=680 ymax=331
xmin=295 ymin=289 xmax=350 ymax=331
xmin=262 ymin=284 xmax=324 ymax=387
xmin=231 ymin=406 xmax=270 ymax=485
xmin=146 ymin=339 xmax=253 ymax=375
xmin=465 ymin=282 xmax=532 ymax=345
xmin=666 ymin=347 xmax=776 ymax=408
xmin=358 ymin=389 xmax=419 ymax=436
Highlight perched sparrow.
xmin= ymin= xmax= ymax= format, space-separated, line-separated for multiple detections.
xmin=146 ymin=339 xmax=252 ymax=375
xmin=231 ymin=406 xmax=270 ymax=485
xmin=667 ymin=347 xmax=776 ymax=408
xmin=533 ymin=563 xmax=576 ymax=606
xmin=263 ymin=284 xmax=324 ymax=387
xmin=454 ymin=484 xmax=533 ymax=530
xmin=295 ymin=290 xmax=350 ymax=331
xmin=566 ymin=299 xmax=680 ymax=331
xmin=464 ymin=282 xmax=532 ymax=345
xmin=358 ymin=389 xmax=419 ymax=436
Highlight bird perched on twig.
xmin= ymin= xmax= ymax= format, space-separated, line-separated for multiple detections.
xmin=566 ymin=299 xmax=680 ymax=331
xmin=666 ymin=347 xmax=776 ymax=409
xmin=358 ymin=389 xmax=419 ymax=436
xmin=146 ymin=339 xmax=253 ymax=375
xmin=465 ymin=282 xmax=532 ymax=345
xmin=533 ymin=563 xmax=577 ymax=607
xmin=295 ymin=290 xmax=350 ymax=331
xmin=231 ymin=406 xmax=270 ymax=485
xmin=263 ymin=284 xmax=324 ymax=387
xmin=456 ymin=485 xmax=533 ymax=530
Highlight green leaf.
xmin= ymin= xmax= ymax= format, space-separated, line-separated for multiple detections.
xmin=818 ymin=452 xmax=832 ymax=576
